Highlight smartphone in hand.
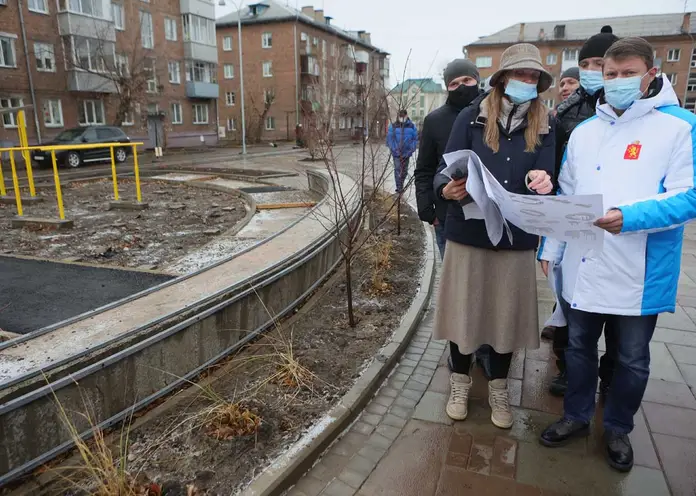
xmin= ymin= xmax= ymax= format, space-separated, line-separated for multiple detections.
xmin=451 ymin=168 xmax=474 ymax=206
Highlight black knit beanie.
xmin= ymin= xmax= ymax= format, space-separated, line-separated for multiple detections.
xmin=443 ymin=59 xmax=480 ymax=86
xmin=579 ymin=26 xmax=619 ymax=61
xmin=560 ymin=67 xmax=580 ymax=81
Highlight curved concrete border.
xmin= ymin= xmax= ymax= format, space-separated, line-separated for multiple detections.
xmin=0 ymin=170 xmax=363 ymax=485
xmin=242 ymin=221 xmax=437 ymax=496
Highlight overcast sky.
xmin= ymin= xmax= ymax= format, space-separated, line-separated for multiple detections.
xmin=217 ymin=0 xmax=694 ymax=87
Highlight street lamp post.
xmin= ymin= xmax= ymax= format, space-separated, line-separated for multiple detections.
xmin=219 ymin=0 xmax=247 ymax=155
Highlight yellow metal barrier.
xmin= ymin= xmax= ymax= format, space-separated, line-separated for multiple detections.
xmin=0 ymin=141 xmax=144 ymax=220
xmin=17 ymin=110 xmax=35 ymax=197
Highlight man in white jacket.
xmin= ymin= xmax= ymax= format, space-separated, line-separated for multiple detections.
xmin=537 ymin=37 xmax=696 ymax=472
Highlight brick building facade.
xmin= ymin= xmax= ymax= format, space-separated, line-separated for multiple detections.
xmin=0 ymin=0 xmax=219 ymax=148
xmin=215 ymin=1 xmax=390 ymax=144
xmin=465 ymin=13 xmax=696 ymax=111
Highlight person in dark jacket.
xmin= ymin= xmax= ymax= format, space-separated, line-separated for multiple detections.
xmin=558 ymin=67 xmax=580 ymax=102
xmin=386 ymin=110 xmax=418 ymax=194
xmin=432 ymin=43 xmax=555 ymax=429
xmin=543 ymin=25 xmax=620 ymax=399
xmin=415 ymin=58 xmax=481 ymax=256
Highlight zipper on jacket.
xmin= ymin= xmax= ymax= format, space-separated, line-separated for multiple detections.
xmin=506 ymin=105 xmax=518 ymax=133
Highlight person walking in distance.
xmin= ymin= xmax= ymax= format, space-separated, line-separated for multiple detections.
xmin=386 ymin=110 xmax=418 ymax=194
xmin=558 ymin=67 xmax=580 ymax=102
xmin=539 ymin=37 xmax=696 ymax=472
xmin=433 ymin=43 xmax=555 ymax=428
xmin=415 ymin=59 xmax=482 ymax=256
xmin=542 ymin=26 xmax=620 ymax=398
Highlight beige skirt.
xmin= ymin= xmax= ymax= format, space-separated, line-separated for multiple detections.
xmin=434 ymin=241 xmax=540 ymax=355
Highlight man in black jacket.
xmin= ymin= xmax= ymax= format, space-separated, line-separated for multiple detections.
xmin=545 ymin=26 xmax=619 ymax=398
xmin=414 ymin=59 xmax=481 ymax=256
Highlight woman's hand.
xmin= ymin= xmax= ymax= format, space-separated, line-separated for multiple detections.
xmin=540 ymin=260 xmax=549 ymax=278
xmin=527 ymin=170 xmax=553 ymax=195
xmin=442 ymin=178 xmax=468 ymax=201
xmin=594 ymin=209 xmax=624 ymax=234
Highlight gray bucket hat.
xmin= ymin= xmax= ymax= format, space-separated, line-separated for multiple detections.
xmin=489 ymin=43 xmax=553 ymax=93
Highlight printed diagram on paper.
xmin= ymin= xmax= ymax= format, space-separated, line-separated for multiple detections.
xmin=441 ymin=150 xmax=604 ymax=250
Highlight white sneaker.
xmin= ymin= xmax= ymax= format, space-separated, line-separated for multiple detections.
xmin=446 ymin=373 xmax=472 ymax=421
xmin=488 ymin=379 xmax=513 ymax=429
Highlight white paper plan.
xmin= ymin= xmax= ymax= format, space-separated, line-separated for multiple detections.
xmin=441 ymin=150 xmax=605 ymax=251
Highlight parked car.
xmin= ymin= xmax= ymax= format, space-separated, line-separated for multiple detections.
xmin=32 ymin=126 xmax=131 ymax=168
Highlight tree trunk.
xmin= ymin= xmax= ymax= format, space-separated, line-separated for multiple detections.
xmin=345 ymin=256 xmax=356 ymax=327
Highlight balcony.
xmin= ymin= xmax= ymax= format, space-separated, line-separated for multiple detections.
xmin=184 ymin=41 xmax=218 ymax=64
xmin=185 ymin=81 xmax=219 ymax=99
xmin=180 ymin=0 xmax=215 ymax=19
xmin=57 ymin=12 xmax=116 ymax=42
xmin=301 ymin=55 xmax=320 ymax=78
xmin=67 ymin=70 xmax=117 ymax=93
xmin=380 ymin=67 xmax=389 ymax=78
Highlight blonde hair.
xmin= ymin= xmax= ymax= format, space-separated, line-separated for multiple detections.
xmin=483 ymin=85 xmax=546 ymax=154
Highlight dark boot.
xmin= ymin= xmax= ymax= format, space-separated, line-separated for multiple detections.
xmin=599 ymin=380 xmax=610 ymax=402
xmin=539 ymin=418 xmax=590 ymax=447
xmin=541 ymin=325 xmax=555 ymax=340
xmin=605 ymin=431 xmax=634 ymax=472
xmin=548 ymin=370 xmax=568 ymax=397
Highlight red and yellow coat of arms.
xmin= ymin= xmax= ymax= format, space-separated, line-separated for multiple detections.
xmin=624 ymin=141 xmax=642 ymax=160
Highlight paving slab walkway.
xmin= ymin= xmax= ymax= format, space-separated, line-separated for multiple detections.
xmin=287 ymin=223 xmax=696 ymax=496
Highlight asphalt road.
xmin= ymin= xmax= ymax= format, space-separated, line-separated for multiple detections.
xmin=0 ymin=256 xmax=173 ymax=335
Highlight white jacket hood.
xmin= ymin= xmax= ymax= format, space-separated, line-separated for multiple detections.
xmin=596 ymin=74 xmax=679 ymax=123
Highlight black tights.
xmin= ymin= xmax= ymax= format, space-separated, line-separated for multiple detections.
xmin=449 ymin=342 xmax=512 ymax=380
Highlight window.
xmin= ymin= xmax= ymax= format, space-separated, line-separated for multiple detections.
xmin=185 ymin=60 xmax=215 ymax=82
xmin=168 ymin=61 xmax=180 ymax=83
xmin=112 ymin=3 xmax=124 ymax=30
xmin=691 ymin=47 xmax=696 ymax=68
xmin=226 ymin=117 xmax=236 ymax=131
xmin=223 ymin=63 xmax=234 ymax=79
xmin=563 ymin=49 xmax=578 ymax=61
xmin=339 ymin=116 xmax=346 ymax=129
xmin=667 ymin=73 xmax=678 ymax=85
xmin=546 ymin=53 xmax=557 ymax=65
xmin=0 ymin=35 xmax=17 ymax=68
xmin=193 ymin=104 xmax=208 ymax=124
xmin=331 ymin=43 xmax=336 ymax=57
xmin=668 ymin=49 xmax=681 ymax=62
xmin=550 ymin=76 xmax=556 ymax=88
xmin=543 ymin=99 xmax=555 ymax=109
xmin=116 ymin=53 xmax=129 ymax=76
xmin=1 ymin=97 xmax=23 ymax=127
xmin=265 ymin=116 xmax=275 ymax=130
xmin=145 ymin=59 xmax=157 ymax=92
xmin=300 ymin=32 xmax=308 ymax=42
xmin=262 ymin=61 xmax=272 ymax=77
xmin=223 ymin=36 xmax=232 ymax=51
xmin=147 ymin=102 xmax=158 ymax=115
xmin=140 ymin=11 xmax=153 ymax=48
xmin=78 ymin=100 xmax=104 ymax=125
xmin=419 ymin=95 xmax=425 ymax=107
xmin=34 ymin=43 xmax=55 ymax=72
xmin=688 ymin=74 xmax=696 ymax=92
xmin=121 ymin=109 xmax=134 ymax=126
xmin=686 ymin=97 xmax=696 ymax=112
xmin=264 ymin=89 xmax=274 ymax=104
xmin=475 ymin=56 xmax=492 ymax=68
xmin=165 ymin=18 xmax=178 ymax=41
xmin=225 ymin=91 xmax=235 ymax=106
xmin=28 ymin=0 xmax=48 ymax=13
xmin=313 ymin=37 xmax=318 ymax=46
xmin=69 ymin=36 xmax=109 ymax=72
xmin=171 ymin=102 xmax=182 ymax=124
xmin=59 ymin=0 xmax=103 ymax=17
xmin=262 ymin=32 xmax=272 ymax=48
xmin=182 ymin=14 xmax=215 ymax=45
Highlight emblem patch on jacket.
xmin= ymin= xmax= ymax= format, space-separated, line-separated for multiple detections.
xmin=624 ymin=141 xmax=642 ymax=160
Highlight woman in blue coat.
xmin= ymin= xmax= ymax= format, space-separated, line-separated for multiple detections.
xmin=433 ymin=43 xmax=555 ymax=428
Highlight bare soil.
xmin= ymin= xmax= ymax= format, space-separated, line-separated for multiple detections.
xmin=118 ymin=202 xmax=425 ymax=494
xmin=0 ymin=179 xmax=246 ymax=270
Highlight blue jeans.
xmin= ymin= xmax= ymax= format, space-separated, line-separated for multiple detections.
xmin=564 ymin=308 xmax=657 ymax=434
xmin=393 ymin=156 xmax=409 ymax=193
xmin=434 ymin=222 xmax=446 ymax=259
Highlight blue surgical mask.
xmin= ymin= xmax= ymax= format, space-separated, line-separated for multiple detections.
xmin=504 ymin=79 xmax=538 ymax=104
xmin=603 ymin=73 xmax=648 ymax=110
xmin=579 ymin=69 xmax=603 ymax=95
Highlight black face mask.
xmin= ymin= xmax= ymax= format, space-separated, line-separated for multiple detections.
xmin=448 ymin=84 xmax=479 ymax=109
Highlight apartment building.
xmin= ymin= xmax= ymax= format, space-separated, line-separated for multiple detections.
xmin=215 ymin=0 xmax=390 ymax=143
xmin=0 ymin=0 xmax=219 ymax=148
xmin=390 ymin=78 xmax=446 ymax=129
xmin=465 ymin=12 xmax=696 ymax=111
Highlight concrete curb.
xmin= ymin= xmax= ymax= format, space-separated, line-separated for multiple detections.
xmin=242 ymin=219 xmax=437 ymax=496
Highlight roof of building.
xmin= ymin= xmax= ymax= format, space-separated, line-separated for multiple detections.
xmin=216 ymin=0 xmax=388 ymax=54
xmin=391 ymin=78 xmax=445 ymax=94
xmin=468 ymin=12 xmax=696 ymax=46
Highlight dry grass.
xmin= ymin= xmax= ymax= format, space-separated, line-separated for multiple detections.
xmin=204 ymin=402 xmax=262 ymax=440
xmin=367 ymin=237 xmax=393 ymax=294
